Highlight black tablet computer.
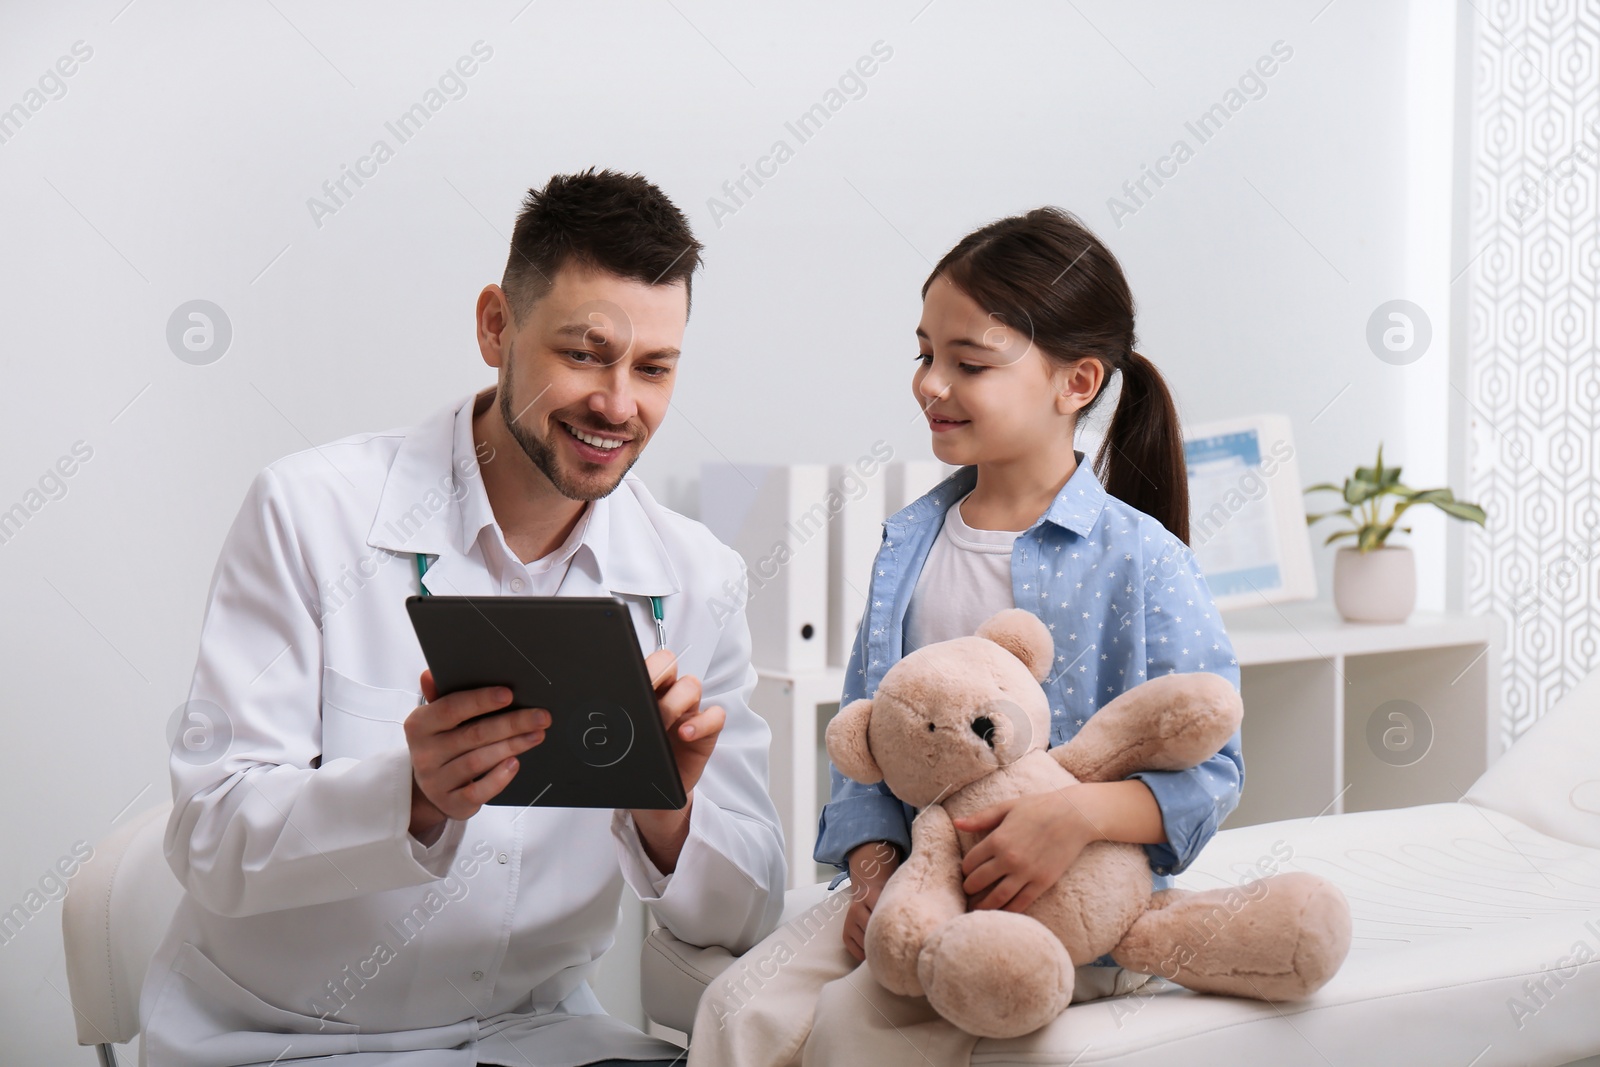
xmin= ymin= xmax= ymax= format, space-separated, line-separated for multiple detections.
xmin=404 ymin=595 xmax=686 ymax=810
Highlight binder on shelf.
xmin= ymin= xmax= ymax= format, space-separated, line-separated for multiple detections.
xmin=699 ymin=463 xmax=830 ymax=672
xmin=1183 ymin=414 xmax=1317 ymax=612
xmin=827 ymin=462 xmax=887 ymax=668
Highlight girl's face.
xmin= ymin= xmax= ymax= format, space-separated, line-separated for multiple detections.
xmin=913 ymin=274 xmax=1098 ymax=467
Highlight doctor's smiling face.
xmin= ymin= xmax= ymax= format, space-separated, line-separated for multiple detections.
xmin=478 ymin=262 xmax=687 ymax=502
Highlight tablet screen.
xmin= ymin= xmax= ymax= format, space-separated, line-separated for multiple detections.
xmin=405 ymin=595 xmax=686 ymax=810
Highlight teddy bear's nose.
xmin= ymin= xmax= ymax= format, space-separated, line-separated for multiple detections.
xmin=971 ymin=715 xmax=997 ymax=748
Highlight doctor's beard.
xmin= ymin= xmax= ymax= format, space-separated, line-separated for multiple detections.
xmin=497 ymin=341 xmax=645 ymax=502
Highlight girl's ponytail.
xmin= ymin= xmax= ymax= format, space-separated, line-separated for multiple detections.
xmin=923 ymin=207 xmax=1192 ymax=545
xmin=1094 ymin=350 xmax=1190 ymax=546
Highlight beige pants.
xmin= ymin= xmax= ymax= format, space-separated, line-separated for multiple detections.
xmin=687 ymin=885 xmax=1152 ymax=1067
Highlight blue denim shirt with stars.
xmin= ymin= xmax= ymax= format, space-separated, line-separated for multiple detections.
xmin=815 ymin=452 xmax=1245 ymax=934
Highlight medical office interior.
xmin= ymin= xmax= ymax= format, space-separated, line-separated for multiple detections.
xmin=2 ymin=0 xmax=1599 ymax=1064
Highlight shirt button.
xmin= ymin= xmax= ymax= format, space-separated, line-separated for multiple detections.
xmin=510 ymin=578 xmax=524 ymax=592
xmin=497 ymin=853 xmax=508 ymax=864
xmin=472 ymin=971 xmax=484 ymax=981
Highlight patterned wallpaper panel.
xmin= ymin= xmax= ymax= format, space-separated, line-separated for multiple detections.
xmin=1467 ymin=0 xmax=1600 ymax=746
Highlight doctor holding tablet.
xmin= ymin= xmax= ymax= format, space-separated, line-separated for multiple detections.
xmin=140 ymin=169 xmax=786 ymax=1067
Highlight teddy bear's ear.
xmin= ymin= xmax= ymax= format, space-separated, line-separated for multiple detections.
xmin=975 ymin=608 xmax=1054 ymax=682
xmin=825 ymin=698 xmax=883 ymax=784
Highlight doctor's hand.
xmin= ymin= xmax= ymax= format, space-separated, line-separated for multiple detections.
xmin=405 ymin=669 xmax=551 ymax=844
xmin=626 ymin=648 xmax=726 ymax=874
xmin=644 ymin=647 xmax=724 ymax=796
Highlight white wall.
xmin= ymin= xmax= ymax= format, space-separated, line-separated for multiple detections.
xmin=0 ymin=2 xmax=1439 ymax=1063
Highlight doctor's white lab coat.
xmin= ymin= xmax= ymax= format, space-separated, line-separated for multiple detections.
xmin=138 ymin=386 xmax=787 ymax=1066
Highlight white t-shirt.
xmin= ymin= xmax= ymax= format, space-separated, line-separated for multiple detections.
xmin=903 ymin=489 xmax=1028 ymax=652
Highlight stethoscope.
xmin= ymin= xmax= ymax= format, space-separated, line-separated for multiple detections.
xmin=415 ymin=552 xmax=667 ymax=652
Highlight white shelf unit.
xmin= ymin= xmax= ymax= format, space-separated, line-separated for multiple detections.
xmin=1219 ymin=600 xmax=1504 ymax=830
xmin=751 ymin=666 xmax=846 ymax=887
xmin=750 ymin=602 xmax=1505 ymax=888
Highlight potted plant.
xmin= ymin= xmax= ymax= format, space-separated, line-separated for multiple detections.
xmin=1303 ymin=444 xmax=1486 ymax=623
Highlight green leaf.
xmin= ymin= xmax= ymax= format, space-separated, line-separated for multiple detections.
xmin=1357 ymin=447 xmax=1381 ymax=489
xmin=1355 ymin=466 xmax=1404 ymax=489
xmin=1324 ymin=529 xmax=1358 ymax=546
xmin=1344 ymin=477 xmax=1384 ymax=506
xmin=1390 ymin=489 xmax=1486 ymax=526
xmin=1303 ymin=482 xmax=1344 ymax=495
xmin=1433 ymin=500 xmax=1487 ymax=525
xmin=1365 ymin=443 xmax=1403 ymax=489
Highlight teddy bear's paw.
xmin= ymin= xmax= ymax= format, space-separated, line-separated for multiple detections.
xmin=917 ymin=911 xmax=1073 ymax=1039
xmin=1111 ymin=872 xmax=1353 ymax=1001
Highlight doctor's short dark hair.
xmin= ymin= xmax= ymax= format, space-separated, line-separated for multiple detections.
xmin=500 ymin=167 xmax=704 ymax=324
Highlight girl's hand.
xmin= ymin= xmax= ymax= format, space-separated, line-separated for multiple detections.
xmin=954 ymin=786 xmax=1105 ymax=914
xmin=842 ymin=840 xmax=901 ymax=962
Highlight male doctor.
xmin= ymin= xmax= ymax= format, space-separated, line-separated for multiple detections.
xmin=139 ymin=168 xmax=787 ymax=1066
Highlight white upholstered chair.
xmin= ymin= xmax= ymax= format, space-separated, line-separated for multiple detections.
xmin=61 ymin=802 xmax=182 ymax=1066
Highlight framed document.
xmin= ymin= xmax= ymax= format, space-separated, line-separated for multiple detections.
xmin=1183 ymin=414 xmax=1317 ymax=611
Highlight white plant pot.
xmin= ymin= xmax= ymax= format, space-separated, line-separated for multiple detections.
xmin=1333 ymin=545 xmax=1416 ymax=623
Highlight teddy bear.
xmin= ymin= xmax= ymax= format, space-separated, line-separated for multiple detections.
xmin=825 ymin=607 xmax=1352 ymax=1039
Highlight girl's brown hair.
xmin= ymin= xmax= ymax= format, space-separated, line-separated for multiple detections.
xmin=922 ymin=206 xmax=1191 ymax=545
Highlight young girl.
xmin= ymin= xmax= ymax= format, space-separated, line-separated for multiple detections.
xmin=687 ymin=208 xmax=1243 ymax=1066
